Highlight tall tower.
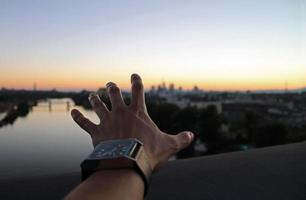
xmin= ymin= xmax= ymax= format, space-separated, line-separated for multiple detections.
xmin=33 ymin=82 xmax=37 ymax=91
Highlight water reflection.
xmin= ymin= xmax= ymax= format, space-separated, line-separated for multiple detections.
xmin=0 ymin=98 xmax=98 ymax=180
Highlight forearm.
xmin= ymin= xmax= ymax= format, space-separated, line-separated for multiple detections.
xmin=65 ymin=169 xmax=144 ymax=200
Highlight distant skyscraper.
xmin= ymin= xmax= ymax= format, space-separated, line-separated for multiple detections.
xmin=162 ymin=82 xmax=166 ymax=90
xmin=169 ymin=83 xmax=175 ymax=91
xmin=33 ymin=82 xmax=37 ymax=91
xmin=157 ymin=85 xmax=162 ymax=91
xmin=285 ymin=81 xmax=288 ymax=93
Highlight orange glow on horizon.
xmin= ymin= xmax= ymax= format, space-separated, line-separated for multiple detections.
xmin=1 ymin=63 xmax=305 ymax=91
xmin=1 ymin=75 xmax=305 ymax=91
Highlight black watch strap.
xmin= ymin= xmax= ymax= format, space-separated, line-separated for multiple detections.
xmin=80 ymin=138 xmax=153 ymax=197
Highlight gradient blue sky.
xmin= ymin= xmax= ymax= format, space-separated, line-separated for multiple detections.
xmin=0 ymin=0 xmax=305 ymax=90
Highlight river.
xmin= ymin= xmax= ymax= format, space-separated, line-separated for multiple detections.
xmin=0 ymin=98 xmax=98 ymax=180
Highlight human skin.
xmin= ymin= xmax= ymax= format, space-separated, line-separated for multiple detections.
xmin=65 ymin=73 xmax=194 ymax=200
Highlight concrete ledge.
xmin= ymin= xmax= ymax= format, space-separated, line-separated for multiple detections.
xmin=1 ymin=142 xmax=306 ymax=200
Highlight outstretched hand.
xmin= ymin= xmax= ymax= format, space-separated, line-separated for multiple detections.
xmin=71 ymin=73 xmax=194 ymax=170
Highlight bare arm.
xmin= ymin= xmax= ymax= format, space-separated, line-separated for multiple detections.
xmin=65 ymin=73 xmax=194 ymax=200
xmin=65 ymin=169 xmax=144 ymax=200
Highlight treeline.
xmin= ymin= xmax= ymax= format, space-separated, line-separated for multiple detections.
xmin=147 ymin=102 xmax=293 ymax=158
xmin=0 ymin=89 xmax=76 ymax=102
xmin=73 ymin=92 xmax=300 ymax=158
xmin=2 ymin=89 xmax=305 ymax=158
xmin=0 ymin=102 xmax=30 ymax=128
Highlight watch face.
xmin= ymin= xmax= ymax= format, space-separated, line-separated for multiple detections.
xmin=88 ymin=139 xmax=137 ymax=160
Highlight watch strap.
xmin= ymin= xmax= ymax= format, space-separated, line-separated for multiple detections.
xmin=81 ymin=139 xmax=153 ymax=196
xmin=134 ymin=147 xmax=152 ymax=195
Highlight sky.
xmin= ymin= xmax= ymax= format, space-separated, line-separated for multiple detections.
xmin=0 ymin=0 xmax=305 ymax=91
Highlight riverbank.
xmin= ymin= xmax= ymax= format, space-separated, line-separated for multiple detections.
xmin=0 ymin=102 xmax=31 ymax=127
xmin=0 ymin=102 xmax=12 ymax=113
xmin=0 ymin=142 xmax=305 ymax=200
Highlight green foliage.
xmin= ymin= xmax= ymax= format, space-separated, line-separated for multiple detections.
xmin=147 ymin=104 xmax=199 ymax=158
xmin=195 ymin=105 xmax=222 ymax=154
xmin=197 ymin=105 xmax=221 ymax=142
xmin=244 ymin=111 xmax=261 ymax=143
xmin=171 ymin=106 xmax=198 ymax=133
xmin=254 ymin=123 xmax=288 ymax=147
xmin=147 ymin=102 xmax=180 ymax=133
xmin=171 ymin=106 xmax=198 ymax=158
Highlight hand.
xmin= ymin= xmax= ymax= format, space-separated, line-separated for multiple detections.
xmin=71 ymin=73 xmax=194 ymax=171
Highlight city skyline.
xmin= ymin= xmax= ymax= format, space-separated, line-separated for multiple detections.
xmin=0 ymin=0 xmax=305 ymax=91
xmin=1 ymin=80 xmax=305 ymax=93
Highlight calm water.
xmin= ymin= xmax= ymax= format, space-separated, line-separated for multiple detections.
xmin=0 ymin=98 xmax=99 ymax=180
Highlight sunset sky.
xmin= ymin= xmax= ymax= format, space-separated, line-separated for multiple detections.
xmin=0 ymin=0 xmax=305 ymax=91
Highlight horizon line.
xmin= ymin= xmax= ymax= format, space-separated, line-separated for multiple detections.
xmin=1 ymin=86 xmax=305 ymax=93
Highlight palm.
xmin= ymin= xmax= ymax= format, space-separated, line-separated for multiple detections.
xmin=71 ymin=74 xmax=194 ymax=170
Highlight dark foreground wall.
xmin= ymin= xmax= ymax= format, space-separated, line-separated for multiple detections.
xmin=1 ymin=142 xmax=306 ymax=200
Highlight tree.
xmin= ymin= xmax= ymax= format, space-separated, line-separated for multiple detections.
xmin=146 ymin=103 xmax=180 ymax=133
xmin=254 ymin=123 xmax=288 ymax=147
xmin=197 ymin=105 xmax=221 ymax=154
xmin=171 ymin=106 xmax=198 ymax=158
xmin=245 ymin=111 xmax=260 ymax=143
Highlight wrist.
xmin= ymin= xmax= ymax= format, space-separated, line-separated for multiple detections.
xmin=81 ymin=138 xmax=152 ymax=196
xmin=91 ymin=169 xmax=145 ymax=190
xmin=67 ymin=169 xmax=144 ymax=200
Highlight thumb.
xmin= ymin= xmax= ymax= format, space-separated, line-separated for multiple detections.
xmin=173 ymin=131 xmax=194 ymax=153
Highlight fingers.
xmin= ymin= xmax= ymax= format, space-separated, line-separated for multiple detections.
xmin=106 ymin=82 xmax=125 ymax=110
xmin=172 ymin=131 xmax=194 ymax=153
xmin=130 ymin=73 xmax=145 ymax=111
xmin=71 ymin=109 xmax=97 ymax=135
xmin=88 ymin=93 xmax=109 ymax=120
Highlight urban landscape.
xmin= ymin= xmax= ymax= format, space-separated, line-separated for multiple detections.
xmin=1 ymin=83 xmax=306 ymax=158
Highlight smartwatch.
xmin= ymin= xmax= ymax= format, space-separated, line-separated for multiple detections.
xmin=81 ymin=138 xmax=152 ymax=196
